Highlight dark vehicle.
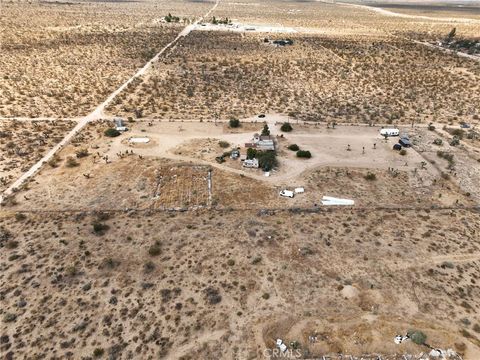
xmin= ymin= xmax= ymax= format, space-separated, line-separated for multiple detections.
xmin=393 ymin=144 xmax=402 ymax=151
xmin=258 ymin=114 xmax=266 ymax=118
xmin=399 ymin=138 xmax=411 ymax=147
xmin=460 ymin=123 xmax=471 ymax=129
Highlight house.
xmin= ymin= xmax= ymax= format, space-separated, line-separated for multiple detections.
xmin=114 ymin=117 xmax=128 ymax=132
xmin=243 ymin=158 xmax=259 ymax=168
xmin=245 ymin=133 xmax=275 ymax=151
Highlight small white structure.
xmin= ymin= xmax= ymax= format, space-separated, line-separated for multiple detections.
xmin=280 ymin=190 xmax=294 ymax=198
xmin=380 ymin=128 xmax=399 ymax=137
xmin=294 ymin=187 xmax=305 ymax=194
xmin=114 ymin=117 xmax=128 ymax=132
xmin=321 ymin=196 xmax=354 ymax=206
xmin=243 ymin=158 xmax=259 ymax=168
xmin=276 ymin=339 xmax=288 ymax=353
xmin=129 ymin=137 xmax=150 ymax=144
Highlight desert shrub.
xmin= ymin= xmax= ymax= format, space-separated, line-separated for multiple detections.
xmin=399 ymin=149 xmax=407 ymax=156
xmin=48 ymin=156 xmax=60 ymax=168
xmin=229 ymin=118 xmax=240 ymax=128
xmin=75 ymin=148 xmax=89 ymax=158
xmin=262 ymin=293 xmax=270 ymax=300
xmin=14 ymin=213 xmax=26 ymax=221
xmin=0 ymin=227 xmax=12 ymax=242
xmin=227 ymin=259 xmax=235 ymax=266
xmin=144 ymin=261 xmax=156 ymax=273
xmin=447 ymin=128 xmax=465 ymax=139
xmin=204 ymin=287 xmax=222 ymax=304
xmin=450 ymin=136 xmax=460 ymax=146
xmin=5 ymin=240 xmax=18 ymax=249
xmin=3 ymin=313 xmax=17 ymax=323
xmin=92 ymin=222 xmax=109 ymax=234
xmin=65 ymin=157 xmax=79 ymax=168
xmin=104 ymin=128 xmax=120 ymax=137
xmin=407 ymin=330 xmax=427 ymax=345
xmin=364 ymin=172 xmax=377 ymax=181
xmin=148 ymin=243 xmax=162 ymax=256
xmin=252 ymin=256 xmax=262 ymax=264
xmin=165 ymin=13 xmax=180 ymax=22
xmin=93 ymin=348 xmax=105 ymax=357
xmin=288 ymin=144 xmax=299 ymax=151
xmin=433 ymin=138 xmax=443 ymax=145
xmin=296 ymin=150 xmax=312 ymax=158
xmin=102 ymin=257 xmax=120 ymax=270
xmin=218 ymin=141 xmax=229 ymax=148
xmin=281 ymin=123 xmax=293 ymax=132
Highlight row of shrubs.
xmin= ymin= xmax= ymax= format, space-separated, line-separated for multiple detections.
xmin=288 ymin=144 xmax=311 ymax=158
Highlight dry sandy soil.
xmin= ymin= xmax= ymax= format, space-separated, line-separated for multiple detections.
xmin=2 ymin=0 xmax=480 ymax=359
xmin=107 ymin=30 xmax=480 ymax=124
xmin=1 ymin=208 xmax=480 ymax=359
xmin=0 ymin=120 xmax=76 ymax=192
xmin=0 ymin=0 xmax=214 ymax=117
xmin=4 ymin=118 xmax=476 ymax=211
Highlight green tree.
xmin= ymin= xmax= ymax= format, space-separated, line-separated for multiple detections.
xmin=261 ymin=124 xmax=270 ymax=136
xmin=247 ymin=148 xmax=257 ymax=160
xmin=281 ymin=123 xmax=293 ymax=132
xmin=257 ymin=151 xmax=277 ymax=171
xmin=104 ymin=128 xmax=120 ymax=137
xmin=229 ymin=118 xmax=240 ymax=128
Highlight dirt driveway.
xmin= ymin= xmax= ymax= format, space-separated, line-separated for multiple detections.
xmin=104 ymin=116 xmax=435 ymax=187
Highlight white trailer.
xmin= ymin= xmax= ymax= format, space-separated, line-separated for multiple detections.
xmin=380 ymin=128 xmax=399 ymax=137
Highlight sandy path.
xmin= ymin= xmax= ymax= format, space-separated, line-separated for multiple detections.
xmin=0 ymin=0 xmax=220 ymax=205
xmin=339 ymin=2 xmax=480 ymax=24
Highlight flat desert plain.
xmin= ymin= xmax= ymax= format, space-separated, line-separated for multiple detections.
xmin=1 ymin=0 xmax=480 ymax=359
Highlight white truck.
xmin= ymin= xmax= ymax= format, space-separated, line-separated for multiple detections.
xmin=380 ymin=128 xmax=399 ymax=137
xmin=279 ymin=190 xmax=294 ymax=198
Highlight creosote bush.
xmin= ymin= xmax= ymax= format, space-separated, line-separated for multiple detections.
xmin=296 ymin=150 xmax=312 ymax=158
xmin=281 ymin=122 xmax=293 ymax=132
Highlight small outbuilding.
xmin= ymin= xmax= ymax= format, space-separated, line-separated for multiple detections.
xmin=114 ymin=117 xmax=128 ymax=132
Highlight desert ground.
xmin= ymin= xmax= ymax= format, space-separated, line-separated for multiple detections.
xmin=1 ymin=0 xmax=480 ymax=359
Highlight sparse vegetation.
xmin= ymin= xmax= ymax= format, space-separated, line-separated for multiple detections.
xmin=364 ymin=172 xmax=377 ymax=181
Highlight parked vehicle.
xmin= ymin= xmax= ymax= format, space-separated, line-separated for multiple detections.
xmin=380 ymin=128 xmax=399 ymax=137
xmin=279 ymin=190 xmax=294 ymax=198
xmin=393 ymin=144 xmax=402 ymax=151
xmin=399 ymin=138 xmax=411 ymax=147
xmin=460 ymin=123 xmax=471 ymax=129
